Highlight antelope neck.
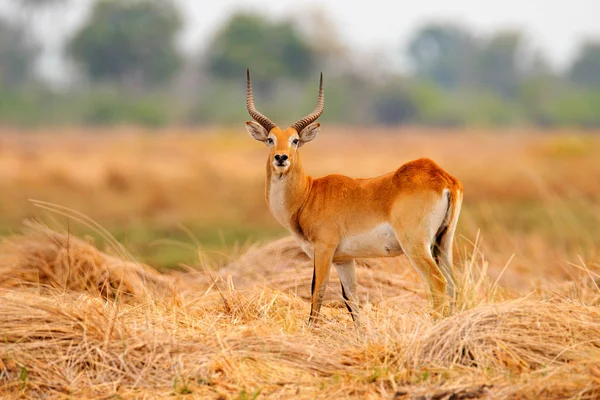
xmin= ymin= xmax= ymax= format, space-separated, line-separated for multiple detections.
xmin=265 ymin=155 xmax=311 ymax=228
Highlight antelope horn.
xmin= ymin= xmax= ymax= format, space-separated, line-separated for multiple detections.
xmin=291 ymin=73 xmax=324 ymax=133
xmin=246 ymin=69 xmax=276 ymax=133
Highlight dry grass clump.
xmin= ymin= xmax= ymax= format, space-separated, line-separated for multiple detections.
xmin=0 ymin=289 xmax=177 ymax=394
xmin=413 ymin=300 xmax=600 ymax=370
xmin=0 ymin=221 xmax=174 ymax=301
xmin=1 ymin=225 xmax=599 ymax=399
xmin=0 ymin=287 xmax=226 ymax=398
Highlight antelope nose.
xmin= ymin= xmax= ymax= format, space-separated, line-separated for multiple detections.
xmin=274 ymin=154 xmax=288 ymax=163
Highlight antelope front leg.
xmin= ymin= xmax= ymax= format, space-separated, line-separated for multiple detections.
xmin=308 ymin=243 xmax=336 ymax=326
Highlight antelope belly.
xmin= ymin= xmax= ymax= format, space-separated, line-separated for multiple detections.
xmin=336 ymin=223 xmax=403 ymax=258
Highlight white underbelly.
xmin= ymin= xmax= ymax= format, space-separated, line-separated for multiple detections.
xmin=335 ymin=223 xmax=403 ymax=259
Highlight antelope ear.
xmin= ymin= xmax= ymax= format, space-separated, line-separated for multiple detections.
xmin=298 ymin=122 xmax=320 ymax=144
xmin=245 ymin=121 xmax=269 ymax=142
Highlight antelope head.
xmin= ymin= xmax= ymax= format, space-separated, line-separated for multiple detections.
xmin=245 ymin=69 xmax=324 ymax=175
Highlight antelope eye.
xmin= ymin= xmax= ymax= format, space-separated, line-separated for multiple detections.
xmin=292 ymin=138 xmax=299 ymax=146
xmin=267 ymin=138 xmax=274 ymax=145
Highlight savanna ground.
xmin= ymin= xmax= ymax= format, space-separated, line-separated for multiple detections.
xmin=0 ymin=127 xmax=599 ymax=399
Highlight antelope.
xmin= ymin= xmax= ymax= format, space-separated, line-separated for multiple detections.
xmin=244 ymin=69 xmax=463 ymax=325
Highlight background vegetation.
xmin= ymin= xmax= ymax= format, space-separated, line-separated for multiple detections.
xmin=1 ymin=0 xmax=600 ymax=128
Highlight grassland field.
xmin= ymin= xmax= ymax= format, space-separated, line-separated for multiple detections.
xmin=0 ymin=126 xmax=599 ymax=399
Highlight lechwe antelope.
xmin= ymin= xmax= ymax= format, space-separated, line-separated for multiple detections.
xmin=244 ymin=69 xmax=463 ymax=325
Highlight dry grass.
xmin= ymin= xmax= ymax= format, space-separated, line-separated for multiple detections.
xmin=0 ymin=127 xmax=599 ymax=398
xmin=0 ymin=221 xmax=174 ymax=301
xmin=0 ymin=222 xmax=599 ymax=399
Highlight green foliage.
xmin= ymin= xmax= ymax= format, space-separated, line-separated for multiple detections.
xmin=408 ymin=81 xmax=462 ymax=126
xmin=236 ymin=388 xmax=262 ymax=400
xmin=373 ymin=80 xmax=419 ymax=125
xmin=172 ymin=376 xmax=192 ymax=395
xmin=569 ymin=41 xmax=600 ymax=90
xmin=404 ymin=22 xmax=600 ymax=128
xmin=543 ymin=90 xmax=600 ymax=128
xmin=189 ymin=80 xmax=248 ymax=125
xmin=467 ymin=92 xmax=523 ymax=126
xmin=408 ymin=25 xmax=529 ymax=99
xmin=479 ymin=31 xmax=524 ymax=97
xmin=69 ymin=0 xmax=182 ymax=88
xmin=0 ymin=89 xmax=58 ymax=126
xmin=81 ymin=90 xmax=171 ymax=127
xmin=206 ymin=12 xmax=316 ymax=91
xmin=303 ymin=74 xmax=374 ymax=125
xmin=518 ymin=74 xmax=562 ymax=126
xmin=0 ymin=88 xmax=175 ymax=128
xmin=19 ymin=365 xmax=27 ymax=390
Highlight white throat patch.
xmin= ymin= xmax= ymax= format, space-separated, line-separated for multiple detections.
xmin=268 ymin=176 xmax=289 ymax=228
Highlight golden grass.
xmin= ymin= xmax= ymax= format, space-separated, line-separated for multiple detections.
xmin=0 ymin=127 xmax=599 ymax=398
xmin=0 ymin=221 xmax=174 ymax=301
xmin=0 ymin=221 xmax=599 ymax=399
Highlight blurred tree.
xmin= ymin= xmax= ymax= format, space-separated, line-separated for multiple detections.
xmin=568 ymin=41 xmax=600 ymax=89
xmin=373 ymin=80 xmax=419 ymax=125
xmin=205 ymin=12 xmax=316 ymax=93
xmin=69 ymin=0 xmax=182 ymax=90
xmin=0 ymin=19 xmax=39 ymax=88
xmin=407 ymin=23 xmax=479 ymax=90
xmin=478 ymin=31 xmax=525 ymax=97
xmin=517 ymin=51 xmax=561 ymax=126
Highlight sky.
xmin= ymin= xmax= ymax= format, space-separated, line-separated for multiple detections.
xmin=1 ymin=0 xmax=599 ymax=82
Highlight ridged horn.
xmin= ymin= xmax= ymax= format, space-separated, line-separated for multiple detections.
xmin=291 ymin=73 xmax=324 ymax=133
xmin=246 ymin=69 xmax=276 ymax=133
